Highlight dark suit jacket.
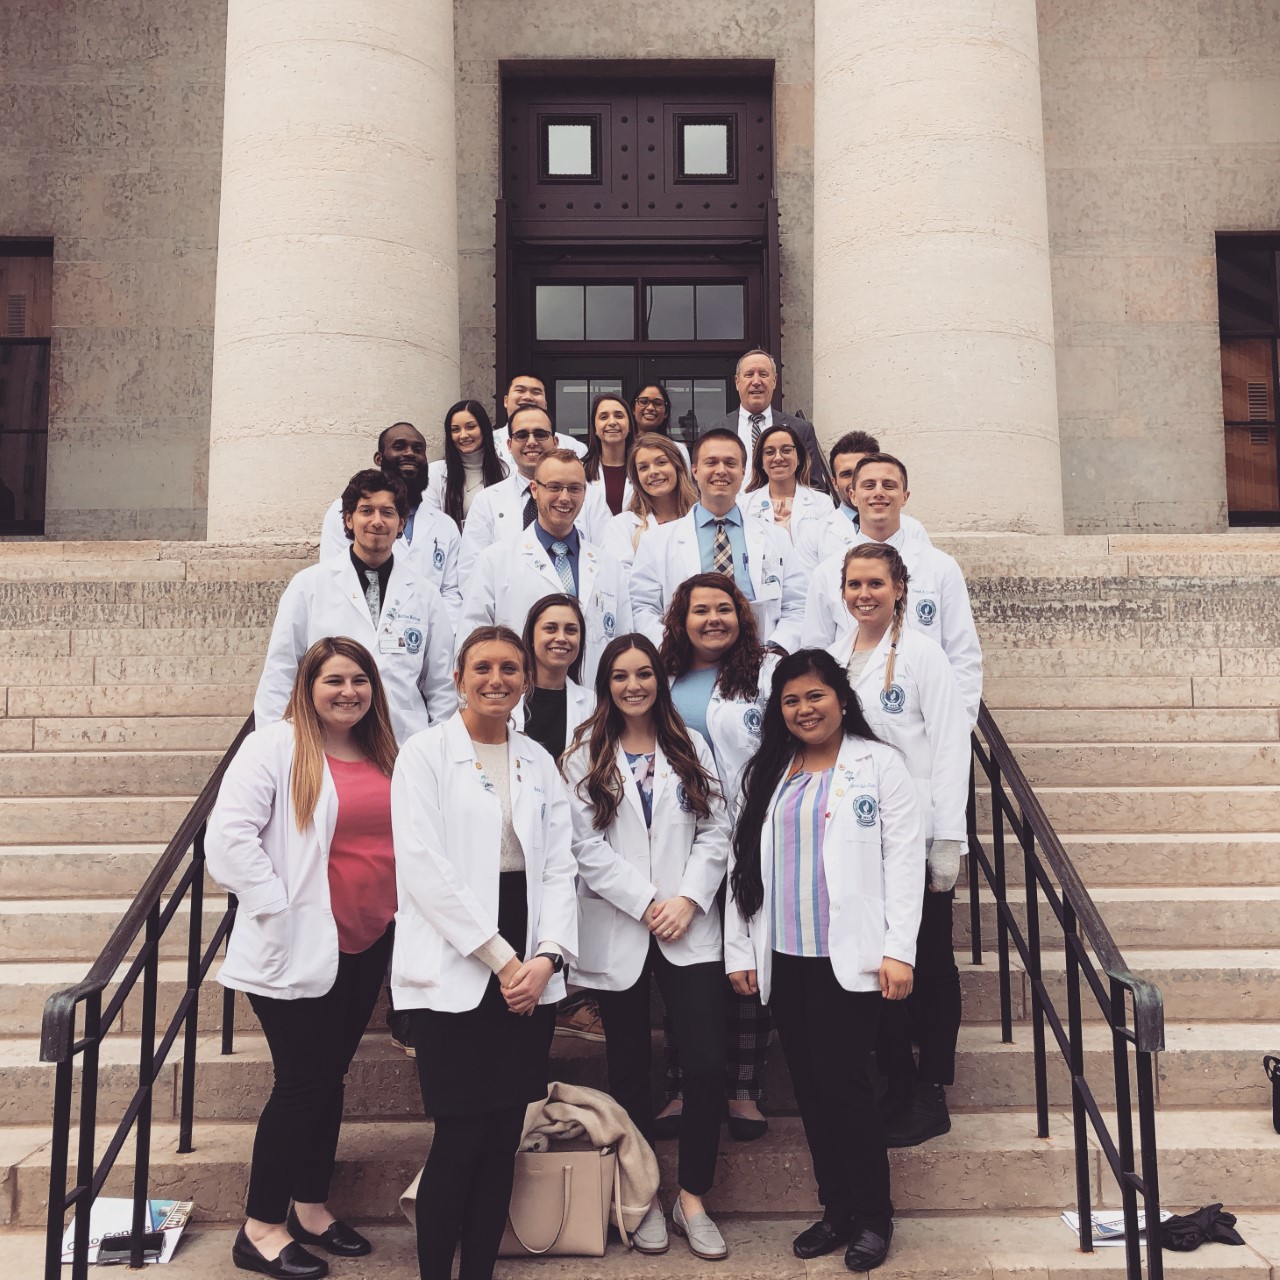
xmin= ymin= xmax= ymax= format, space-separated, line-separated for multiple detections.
xmin=703 ymin=409 xmax=832 ymax=493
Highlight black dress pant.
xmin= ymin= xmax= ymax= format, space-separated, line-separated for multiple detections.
xmin=592 ymin=939 xmax=725 ymax=1195
xmin=769 ymin=950 xmax=892 ymax=1233
xmin=876 ymin=888 xmax=962 ymax=1085
xmin=244 ymin=924 xmax=393 ymax=1223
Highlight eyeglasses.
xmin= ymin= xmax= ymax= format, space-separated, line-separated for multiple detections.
xmin=634 ymin=397 xmax=665 ymax=409
xmin=762 ymin=445 xmax=797 ymax=457
xmin=511 ymin=429 xmax=553 ymax=442
xmin=536 ymin=482 xmax=586 ymax=497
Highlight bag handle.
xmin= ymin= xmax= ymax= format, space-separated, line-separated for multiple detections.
xmin=506 ymin=1164 xmax=572 ymax=1255
xmin=611 ymin=1150 xmax=630 ymax=1250
xmin=1265 ymin=1055 xmax=1280 ymax=1082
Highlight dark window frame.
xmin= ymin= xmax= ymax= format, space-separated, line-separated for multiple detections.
xmin=673 ymin=112 xmax=737 ymax=183
xmin=538 ymin=113 xmax=603 ymax=184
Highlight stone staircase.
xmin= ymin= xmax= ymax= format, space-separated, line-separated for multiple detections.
xmin=2 ymin=535 xmax=1280 ymax=1276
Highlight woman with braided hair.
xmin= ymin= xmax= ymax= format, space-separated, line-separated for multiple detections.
xmin=826 ymin=542 xmax=970 ymax=1148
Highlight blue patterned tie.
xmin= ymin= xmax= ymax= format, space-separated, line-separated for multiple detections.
xmin=550 ymin=541 xmax=575 ymax=594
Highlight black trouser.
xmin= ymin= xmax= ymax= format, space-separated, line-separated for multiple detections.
xmin=875 ymin=888 xmax=962 ymax=1086
xmin=663 ymin=985 xmax=772 ymax=1102
xmin=413 ymin=1103 xmax=526 ymax=1280
xmin=769 ymin=951 xmax=892 ymax=1233
xmin=592 ymin=939 xmax=725 ymax=1195
xmin=244 ymin=925 xmax=393 ymax=1223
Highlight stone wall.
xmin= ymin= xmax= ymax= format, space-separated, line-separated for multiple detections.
xmin=452 ymin=2 xmax=816 ymax=418
xmin=0 ymin=1 xmax=227 ymax=539
xmin=1039 ymin=0 xmax=1280 ymax=533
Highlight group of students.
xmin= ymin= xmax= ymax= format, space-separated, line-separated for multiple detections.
xmin=210 ymin=352 xmax=982 ymax=1280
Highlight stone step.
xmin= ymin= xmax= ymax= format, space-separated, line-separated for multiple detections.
xmin=2 ymin=685 xmax=255 ymax=718
xmin=92 ymin=656 xmax=265 ymax=684
xmin=30 ymin=716 xmax=244 ymax=752
xmin=0 ymin=844 xmax=167 ymax=898
xmin=958 ymin=886 xmax=1280 ymax=951
xmin=990 ymin=706 xmax=1280 ymax=744
xmin=0 ymin=959 xmax=1021 ymax=1040
xmin=986 ymin=677 xmax=1195 ymax=710
xmin=1156 ymin=1022 xmax=1280 ymax=1108
xmin=0 ymin=626 xmax=271 ymax=658
xmin=1007 ymin=833 xmax=1280 ymax=888
xmin=0 ymin=752 xmax=220 ymax=798
xmin=1012 ymin=742 xmax=1280 ymax=787
xmin=0 ymin=796 xmax=195 ymax=845
xmin=0 ymin=898 xmax=198 ymax=963
xmin=976 ymin=785 xmax=1280 ymax=835
xmin=984 ymin=647 xmax=1224 ymax=678
xmin=28 ymin=1215 xmax=1280 ymax=1280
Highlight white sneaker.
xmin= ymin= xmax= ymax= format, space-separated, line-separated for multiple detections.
xmin=632 ymin=1199 xmax=669 ymax=1254
xmin=672 ymin=1194 xmax=727 ymax=1260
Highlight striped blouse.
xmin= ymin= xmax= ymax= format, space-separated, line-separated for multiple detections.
xmin=770 ymin=766 xmax=835 ymax=957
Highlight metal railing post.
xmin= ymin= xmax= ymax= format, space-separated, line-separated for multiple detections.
xmin=1064 ymin=902 xmax=1092 ymax=1253
xmin=179 ymin=824 xmax=208 ymax=1152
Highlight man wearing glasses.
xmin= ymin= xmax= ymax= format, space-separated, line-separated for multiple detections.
xmin=460 ymin=449 xmax=631 ymax=683
xmin=459 ymin=405 xmax=611 ymax=580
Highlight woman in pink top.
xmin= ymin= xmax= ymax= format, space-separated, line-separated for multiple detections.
xmin=208 ymin=636 xmax=399 ymax=1280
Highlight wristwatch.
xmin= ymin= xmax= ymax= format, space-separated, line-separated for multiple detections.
xmin=535 ymin=951 xmax=564 ymax=974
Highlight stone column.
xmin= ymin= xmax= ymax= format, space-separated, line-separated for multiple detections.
xmin=206 ymin=0 xmax=460 ymax=540
xmin=811 ymin=0 xmax=1062 ymax=533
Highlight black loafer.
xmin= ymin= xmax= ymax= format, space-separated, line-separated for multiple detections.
xmin=727 ymin=1112 xmax=768 ymax=1141
xmin=793 ymin=1219 xmax=854 ymax=1259
xmin=231 ymin=1227 xmax=328 ymax=1278
xmin=844 ymin=1223 xmax=894 ymax=1272
xmin=286 ymin=1208 xmax=372 ymax=1257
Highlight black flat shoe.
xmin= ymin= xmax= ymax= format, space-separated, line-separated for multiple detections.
xmin=726 ymin=1112 xmax=768 ymax=1142
xmin=286 ymin=1208 xmax=372 ymax=1258
xmin=653 ymin=1110 xmax=683 ymax=1140
xmin=793 ymin=1219 xmax=854 ymax=1259
xmin=844 ymin=1223 xmax=894 ymax=1272
xmin=232 ymin=1227 xmax=328 ymax=1278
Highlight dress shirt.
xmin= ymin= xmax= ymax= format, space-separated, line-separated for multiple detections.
xmin=349 ymin=547 xmax=393 ymax=606
xmin=736 ymin=404 xmax=774 ymax=460
xmin=692 ymin=502 xmax=755 ymax=601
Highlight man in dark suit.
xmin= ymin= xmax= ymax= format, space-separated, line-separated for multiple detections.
xmin=701 ymin=348 xmax=832 ymax=492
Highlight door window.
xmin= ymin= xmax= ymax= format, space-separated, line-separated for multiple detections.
xmin=554 ymin=377 xmax=625 ymax=441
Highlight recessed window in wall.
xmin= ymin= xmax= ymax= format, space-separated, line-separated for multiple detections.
xmin=645 ymin=283 xmax=744 ymax=341
xmin=554 ymin=378 xmax=624 ymax=442
xmin=536 ymin=284 xmax=634 ymax=341
xmin=540 ymin=116 xmax=600 ymax=181
xmin=676 ymin=115 xmax=736 ymax=181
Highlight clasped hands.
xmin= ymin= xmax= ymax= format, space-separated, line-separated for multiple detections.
xmin=497 ymin=955 xmax=554 ymax=1015
xmin=642 ymin=895 xmax=696 ymax=943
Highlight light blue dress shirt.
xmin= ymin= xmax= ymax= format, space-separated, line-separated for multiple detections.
xmin=692 ymin=503 xmax=755 ymax=602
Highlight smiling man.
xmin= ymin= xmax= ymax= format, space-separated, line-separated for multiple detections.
xmin=460 ymin=450 xmax=631 ymax=684
xmin=257 ymin=468 xmax=457 ymax=745
xmin=318 ymin=421 xmax=463 ymax=624
xmin=702 ymin=349 xmax=829 ymax=492
xmin=496 ymin=370 xmax=587 ymax=463
xmin=631 ymin=428 xmax=805 ymax=651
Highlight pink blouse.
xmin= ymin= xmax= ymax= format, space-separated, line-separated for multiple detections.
xmin=325 ymin=756 xmax=397 ymax=954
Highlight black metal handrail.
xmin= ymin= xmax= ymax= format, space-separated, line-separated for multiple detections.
xmin=967 ymin=700 xmax=1165 ymax=1280
xmin=40 ymin=713 xmax=254 ymax=1280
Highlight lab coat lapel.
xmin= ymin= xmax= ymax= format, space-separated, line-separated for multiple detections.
xmin=743 ymin=514 xmax=766 ymax=597
xmin=335 ymin=558 xmax=377 ymax=638
xmin=651 ymin=739 xmax=671 ymax=815
xmin=615 ymin=742 xmax=647 ymax=827
xmin=521 ymin=529 xmax=563 ymax=593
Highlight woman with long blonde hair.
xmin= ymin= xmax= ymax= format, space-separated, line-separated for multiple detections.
xmin=207 ymin=636 xmax=399 ymax=1278
xmin=601 ymin=431 xmax=699 ymax=573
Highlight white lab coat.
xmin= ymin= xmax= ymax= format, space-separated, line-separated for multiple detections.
xmin=519 ymin=679 xmax=597 ymax=759
xmin=318 ymin=498 xmax=462 ymax=627
xmin=206 ymin=721 xmax=349 ymax=999
xmin=458 ymin=471 xmax=612 ymax=583
xmin=389 ymin=716 xmax=578 ymax=1011
xmin=461 ymin=528 xmax=632 ymax=685
xmin=793 ymin=507 xmax=931 ymax=573
xmin=826 ymin=627 xmax=969 ymax=844
xmin=600 ymin=510 xmax=666 ymax=577
xmin=254 ymin=552 xmax=457 ymax=746
xmin=630 ymin=506 xmax=806 ymax=652
xmin=682 ymin=651 xmax=780 ymax=804
xmin=563 ymin=733 xmax=730 ymax=990
xmin=587 ymin=473 xmax=635 ymax=517
xmin=422 ymin=456 xmax=511 ymax=527
xmin=723 ymin=736 xmax=925 ymax=1002
xmin=800 ymin=529 xmax=983 ymax=727
xmin=740 ymin=483 xmax=834 ymax=548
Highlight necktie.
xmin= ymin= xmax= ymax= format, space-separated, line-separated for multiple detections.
xmin=712 ymin=519 xmax=734 ymax=577
xmin=522 ymin=489 xmax=537 ymax=528
xmin=550 ymin=540 xmax=576 ymax=593
xmin=749 ymin=413 xmax=764 ymax=453
xmin=363 ymin=569 xmax=381 ymax=623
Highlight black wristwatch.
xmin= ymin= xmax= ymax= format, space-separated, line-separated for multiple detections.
xmin=535 ymin=951 xmax=564 ymax=974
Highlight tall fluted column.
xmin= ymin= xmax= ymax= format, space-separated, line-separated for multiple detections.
xmin=812 ymin=0 xmax=1062 ymax=533
xmin=206 ymin=0 xmax=460 ymax=539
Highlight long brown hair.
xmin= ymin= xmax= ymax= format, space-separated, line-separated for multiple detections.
xmin=565 ymin=633 xmax=717 ymax=830
xmin=284 ymin=637 xmax=398 ymax=831
xmin=583 ymin=393 xmax=636 ymax=482
xmin=840 ymin=543 xmax=910 ymax=695
xmin=745 ymin=421 xmax=811 ymax=492
xmin=659 ymin=573 xmax=766 ymax=703
xmin=625 ymin=432 xmax=699 ymax=524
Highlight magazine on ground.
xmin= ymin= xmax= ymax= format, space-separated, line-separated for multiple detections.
xmin=1061 ymin=1208 xmax=1175 ymax=1247
xmin=60 ymin=1197 xmax=193 ymax=1264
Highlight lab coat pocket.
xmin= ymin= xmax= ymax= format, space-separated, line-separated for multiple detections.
xmin=391 ymin=909 xmax=443 ymax=991
xmin=573 ymin=891 xmax=616 ymax=979
xmin=228 ymin=905 xmax=291 ymax=989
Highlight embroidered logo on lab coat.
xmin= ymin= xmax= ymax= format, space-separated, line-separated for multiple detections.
xmin=854 ymin=794 xmax=878 ymax=826
xmin=743 ymin=706 xmax=763 ymax=734
xmin=915 ymin=599 xmax=937 ymax=626
xmin=403 ymin=626 xmax=424 ymax=655
xmin=676 ymin=782 xmax=694 ymax=813
xmin=603 ymin=611 xmax=616 ymax=638
xmin=879 ymin=684 xmax=906 ymax=714
xmin=432 ymin=544 xmax=445 ymax=571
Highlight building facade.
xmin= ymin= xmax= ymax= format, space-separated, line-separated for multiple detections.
xmin=1 ymin=0 xmax=1277 ymax=539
